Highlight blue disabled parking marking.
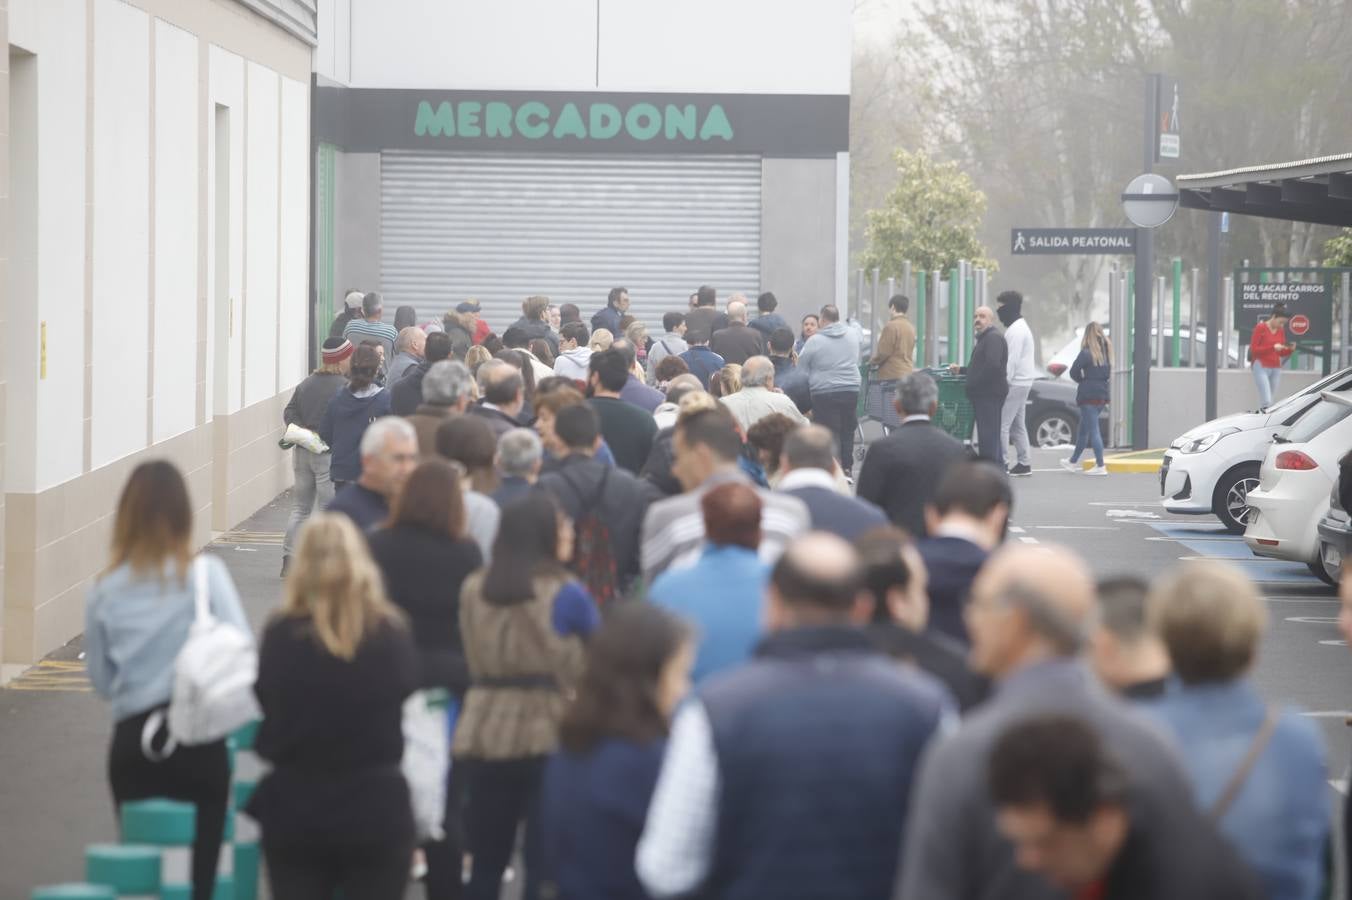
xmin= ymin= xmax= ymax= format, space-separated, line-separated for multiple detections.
xmin=1147 ymin=523 xmax=1319 ymax=583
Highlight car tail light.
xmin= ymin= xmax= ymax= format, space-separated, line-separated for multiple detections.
xmin=1047 ymin=363 xmax=1067 ymax=377
xmin=1275 ymin=450 xmax=1319 ymax=471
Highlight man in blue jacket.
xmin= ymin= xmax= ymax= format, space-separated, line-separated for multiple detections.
xmin=591 ymin=286 xmax=629 ymax=336
xmin=797 ymin=304 xmax=863 ymax=475
xmin=638 ymin=532 xmax=951 ymax=900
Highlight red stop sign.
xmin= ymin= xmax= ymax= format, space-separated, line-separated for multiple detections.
xmin=1289 ymin=314 xmax=1310 ymax=336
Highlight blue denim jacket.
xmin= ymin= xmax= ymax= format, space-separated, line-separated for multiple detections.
xmin=1143 ymin=679 xmax=1330 ymax=900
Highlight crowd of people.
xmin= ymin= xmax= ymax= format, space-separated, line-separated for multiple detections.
xmin=83 ymin=284 xmax=1349 ymax=900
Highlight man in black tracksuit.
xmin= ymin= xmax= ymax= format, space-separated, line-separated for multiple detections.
xmin=951 ymin=306 xmax=1009 ymax=463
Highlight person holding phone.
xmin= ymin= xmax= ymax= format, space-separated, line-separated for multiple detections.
xmin=1249 ymin=302 xmax=1293 ymax=409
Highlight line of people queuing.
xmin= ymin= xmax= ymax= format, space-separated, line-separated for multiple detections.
xmin=83 ymin=284 xmax=1348 ymax=900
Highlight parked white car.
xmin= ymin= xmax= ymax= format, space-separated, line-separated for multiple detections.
xmin=1045 ymin=326 xmax=1240 ymax=379
xmin=1244 ymin=390 xmax=1352 ymax=584
xmin=1160 ymin=366 xmax=1352 ymax=533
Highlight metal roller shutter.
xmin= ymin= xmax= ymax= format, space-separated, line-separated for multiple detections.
xmin=380 ymin=152 xmax=762 ymax=333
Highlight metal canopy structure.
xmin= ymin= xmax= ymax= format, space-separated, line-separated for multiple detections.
xmin=1178 ymin=152 xmax=1352 ymax=227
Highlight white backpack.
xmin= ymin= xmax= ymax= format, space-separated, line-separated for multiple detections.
xmin=166 ymin=557 xmax=260 ymax=747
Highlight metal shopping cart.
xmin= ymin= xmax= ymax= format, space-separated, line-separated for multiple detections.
xmin=923 ymin=367 xmax=976 ymax=443
xmin=855 ymin=366 xmax=903 ymax=466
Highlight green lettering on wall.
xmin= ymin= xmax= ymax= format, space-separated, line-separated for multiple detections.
xmin=664 ymin=104 xmax=697 ymax=140
xmin=699 ymin=104 xmax=734 ymax=141
xmin=456 ymin=100 xmax=482 ymax=137
xmin=414 ymin=100 xmax=456 ymax=137
xmin=485 ymin=102 xmax=514 ymax=138
xmin=516 ymin=101 xmax=550 ymax=139
xmin=552 ymin=103 xmax=587 ymax=139
xmin=588 ymin=103 xmax=622 ymax=139
xmin=625 ymin=103 xmax=661 ymax=141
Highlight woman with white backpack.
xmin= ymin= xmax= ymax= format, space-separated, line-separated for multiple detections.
xmin=85 ymin=461 xmax=252 ymax=900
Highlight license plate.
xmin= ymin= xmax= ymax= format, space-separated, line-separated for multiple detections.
xmin=1322 ymin=544 xmax=1342 ymax=572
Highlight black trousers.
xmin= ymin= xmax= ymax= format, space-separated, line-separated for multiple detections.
xmin=109 ymin=709 xmax=230 ymax=900
xmin=811 ymin=390 xmax=860 ymax=475
xmin=422 ymin=760 xmax=467 ymax=900
xmin=972 ymin=396 xmax=1006 ymax=465
xmin=264 ymin=840 xmax=412 ymax=900
xmin=462 ymin=756 xmax=546 ymax=900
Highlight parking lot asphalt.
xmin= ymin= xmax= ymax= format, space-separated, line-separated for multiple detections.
xmin=1 ymin=456 xmax=1348 ymax=897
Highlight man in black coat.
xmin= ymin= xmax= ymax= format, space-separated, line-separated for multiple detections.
xmin=390 ymin=331 xmax=453 ymax=416
xmin=537 ymin=404 xmax=659 ymax=594
xmin=776 ymin=425 xmax=886 ymax=541
xmin=710 ymin=300 xmax=766 ymax=366
xmin=951 ymin=305 xmax=1009 ymax=464
xmin=856 ymin=372 xmax=971 ymax=538
xmin=917 ymin=460 xmax=1010 ymax=646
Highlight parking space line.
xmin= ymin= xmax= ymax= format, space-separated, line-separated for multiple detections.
xmin=1018 ymin=536 xmax=1039 ymax=544
xmin=1008 ymin=526 xmax=1026 ymax=534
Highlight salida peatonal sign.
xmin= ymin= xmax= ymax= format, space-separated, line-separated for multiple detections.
xmin=1010 ymin=228 xmax=1137 ymax=255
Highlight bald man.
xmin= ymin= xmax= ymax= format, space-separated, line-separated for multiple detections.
xmin=895 ymin=545 xmax=1192 ymax=900
xmin=468 ymin=358 xmax=526 ymax=439
xmin=387 ymin=326 xmax=426 ymax=385
xmin=639 ymin=533 xmax=952 ymax=900
xmin=718 ymin=355 xmax=808 ymax=431
xmin=950 ymin=305 xmax=1009 ymax=464
xmin=710 ymin=299 xmax=767 ymax=365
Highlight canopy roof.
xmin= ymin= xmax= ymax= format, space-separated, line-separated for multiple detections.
xmin=1177 ymin=152 xmax=1352 ymax=227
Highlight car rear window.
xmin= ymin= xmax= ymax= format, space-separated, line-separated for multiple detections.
xmin=1285 ymin=398 xmax=1352 ymax=444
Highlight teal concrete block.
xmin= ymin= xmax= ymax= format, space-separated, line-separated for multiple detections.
xmin=231 ymin=720 xmax=261 ymax=751
xmin=31 ymin=886 xmax=116 ymax=900
xmin=120 ymin=799 xmax=195 ymax=846
xmin=84 ymin=844 xmax=160 ymax=894
xmin=233 ymin=843 xmax=260 ymax=900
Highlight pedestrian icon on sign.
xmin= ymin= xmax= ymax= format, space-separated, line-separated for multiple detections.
xmin=1013 ymin=231 xmax=1027 ymax=253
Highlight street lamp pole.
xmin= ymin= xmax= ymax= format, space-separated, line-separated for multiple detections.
xmin=1131 ymin=74 xmax=1158 ymax=450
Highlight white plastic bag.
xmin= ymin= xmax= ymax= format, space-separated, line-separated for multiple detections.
xmin=402 ymin=689 xmax=450 ymax=842
xmin=279 ymin=423 xmax=329 ymax=454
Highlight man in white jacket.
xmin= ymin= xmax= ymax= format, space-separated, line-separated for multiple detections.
xmin=997 ymin=291 xmax=1038 ymax=477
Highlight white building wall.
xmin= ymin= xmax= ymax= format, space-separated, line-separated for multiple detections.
xmin=31 ymin=0 xmax=89 ymax=493
xmin=208 ymin=45 xmax=246 ymax=418
xmin=337 ymin=0 xmax=851 ymax=94
xmin=152 ymin=19 xmax=201 ymax=444
xmin=278 ymin=76 xmax=311 ymax=391
xmin=90 ymin=0 xmax=151 ymax=470
xmin=244 ymin=62 xmax=280 ymax=407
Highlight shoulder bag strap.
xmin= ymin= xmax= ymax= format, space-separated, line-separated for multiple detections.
xmin=193 ymin=556 xmax=213 ymax=626
xmin=1209 ymin=705 xmax=1280 ymax=822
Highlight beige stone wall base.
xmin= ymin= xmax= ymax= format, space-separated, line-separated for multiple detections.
xmin=1 ymin=390 xmax=292 ymax=667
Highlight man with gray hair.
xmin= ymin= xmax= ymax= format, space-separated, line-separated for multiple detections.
xmin=718 ymin=356 xmax=807 ymax=432
xmin=493 ymin=427 xmax=543 ymax=506
xmin=407 ymin=360 xmax=475 ymax=457
xmin=469 ymin=358 xmax=526 ymax=438
xmin=326 ymin=416 xmax=418 ymax=531
xmin=896 ymin=545 xmax=1193 ymax=900
xmin=776 ymin=425 xmax=886 ymax=541
xmin=387 ymin=326 xmax=426 ymax=385
xmin=711 ymin=298 xmax=766 ymax=365
xmin=857 ymin=371 xmax=970 ymax=537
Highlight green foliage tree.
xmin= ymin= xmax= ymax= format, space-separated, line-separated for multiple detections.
xmin=1323 ymin=229 xmax=1352 ymax=268
xmin=862 ymin=149 xmax=997 ymax=277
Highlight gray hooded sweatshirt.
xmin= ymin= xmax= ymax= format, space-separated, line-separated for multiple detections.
xmin=797 ymin=321 xmax=862 ymax=395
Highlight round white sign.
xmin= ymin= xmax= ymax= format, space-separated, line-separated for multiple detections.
xmin=1121 ymin=173 xmax=1179 ymax=228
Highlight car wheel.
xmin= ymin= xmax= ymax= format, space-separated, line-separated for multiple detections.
xmin=1211 ymin=463 xmax=1261 ymax=535
xmin=1309 ymin=555 xmax=1339 ymax=587
xmin=1030 ymin=410 xmax=1076 ymax=448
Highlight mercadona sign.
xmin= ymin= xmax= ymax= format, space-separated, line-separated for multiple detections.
xmin=414 ymin=99 xmax=734 ymax=143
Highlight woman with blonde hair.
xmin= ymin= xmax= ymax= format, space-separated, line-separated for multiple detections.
xmin=1061 ymin=321 xmax=1111 ymax=475
xmin=709 ymin=363 xmax=743 ymax=399
xmin=248 ymin=513 xmax=419 ymax=898
xmin=86 ymin=461 xmax=251 ymax=900
xmin=464 ymin=344 xmax=493 ymax=377
xmin=589 ymin=327 xmax=614 ymax=353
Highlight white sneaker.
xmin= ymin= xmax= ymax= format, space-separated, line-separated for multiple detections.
xmin=1086 ymin=465 xmax=1109 ymax=476
xmin=1059 ymin=458 xmax=1081 ymax=473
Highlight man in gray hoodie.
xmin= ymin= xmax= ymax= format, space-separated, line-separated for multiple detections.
xmin=797 ymin=304 xmax=863 ymax=475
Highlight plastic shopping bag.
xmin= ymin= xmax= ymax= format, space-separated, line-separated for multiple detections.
xmin=402 ymin=689 xmax=450 ymax=842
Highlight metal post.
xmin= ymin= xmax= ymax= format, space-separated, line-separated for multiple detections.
xmin=915 ymin=268 xmax=927 ymax=367
xmin=1222 ymin=275 xmax=1234 ymax=369
xmin=1205 ymin=213 xmax=1221 ymax=417
xmin=1131 ymin=74 xmax=1158 ymax=449
xmin=1171 ymin=258 xmax=1182 ymax=367
xmin=881 ymin=276 xmax=895 ymax=356
xmin=1342 ymin=271 xmax=1351 ymax=368
xmin=948 ymin=267 xmax=960 ymax=364
xmin=919 ymin=267 xmax=930 ymax=367
xmin=854 ymin=268 xmax=865 ymax=329
xmin=1155 ymin=275 xmax=1166 ymax=368
xmin=929 ymin=270 xmax=942 ymax=368
xmin=1188 ymin=266 xmax=1199 ymax=368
